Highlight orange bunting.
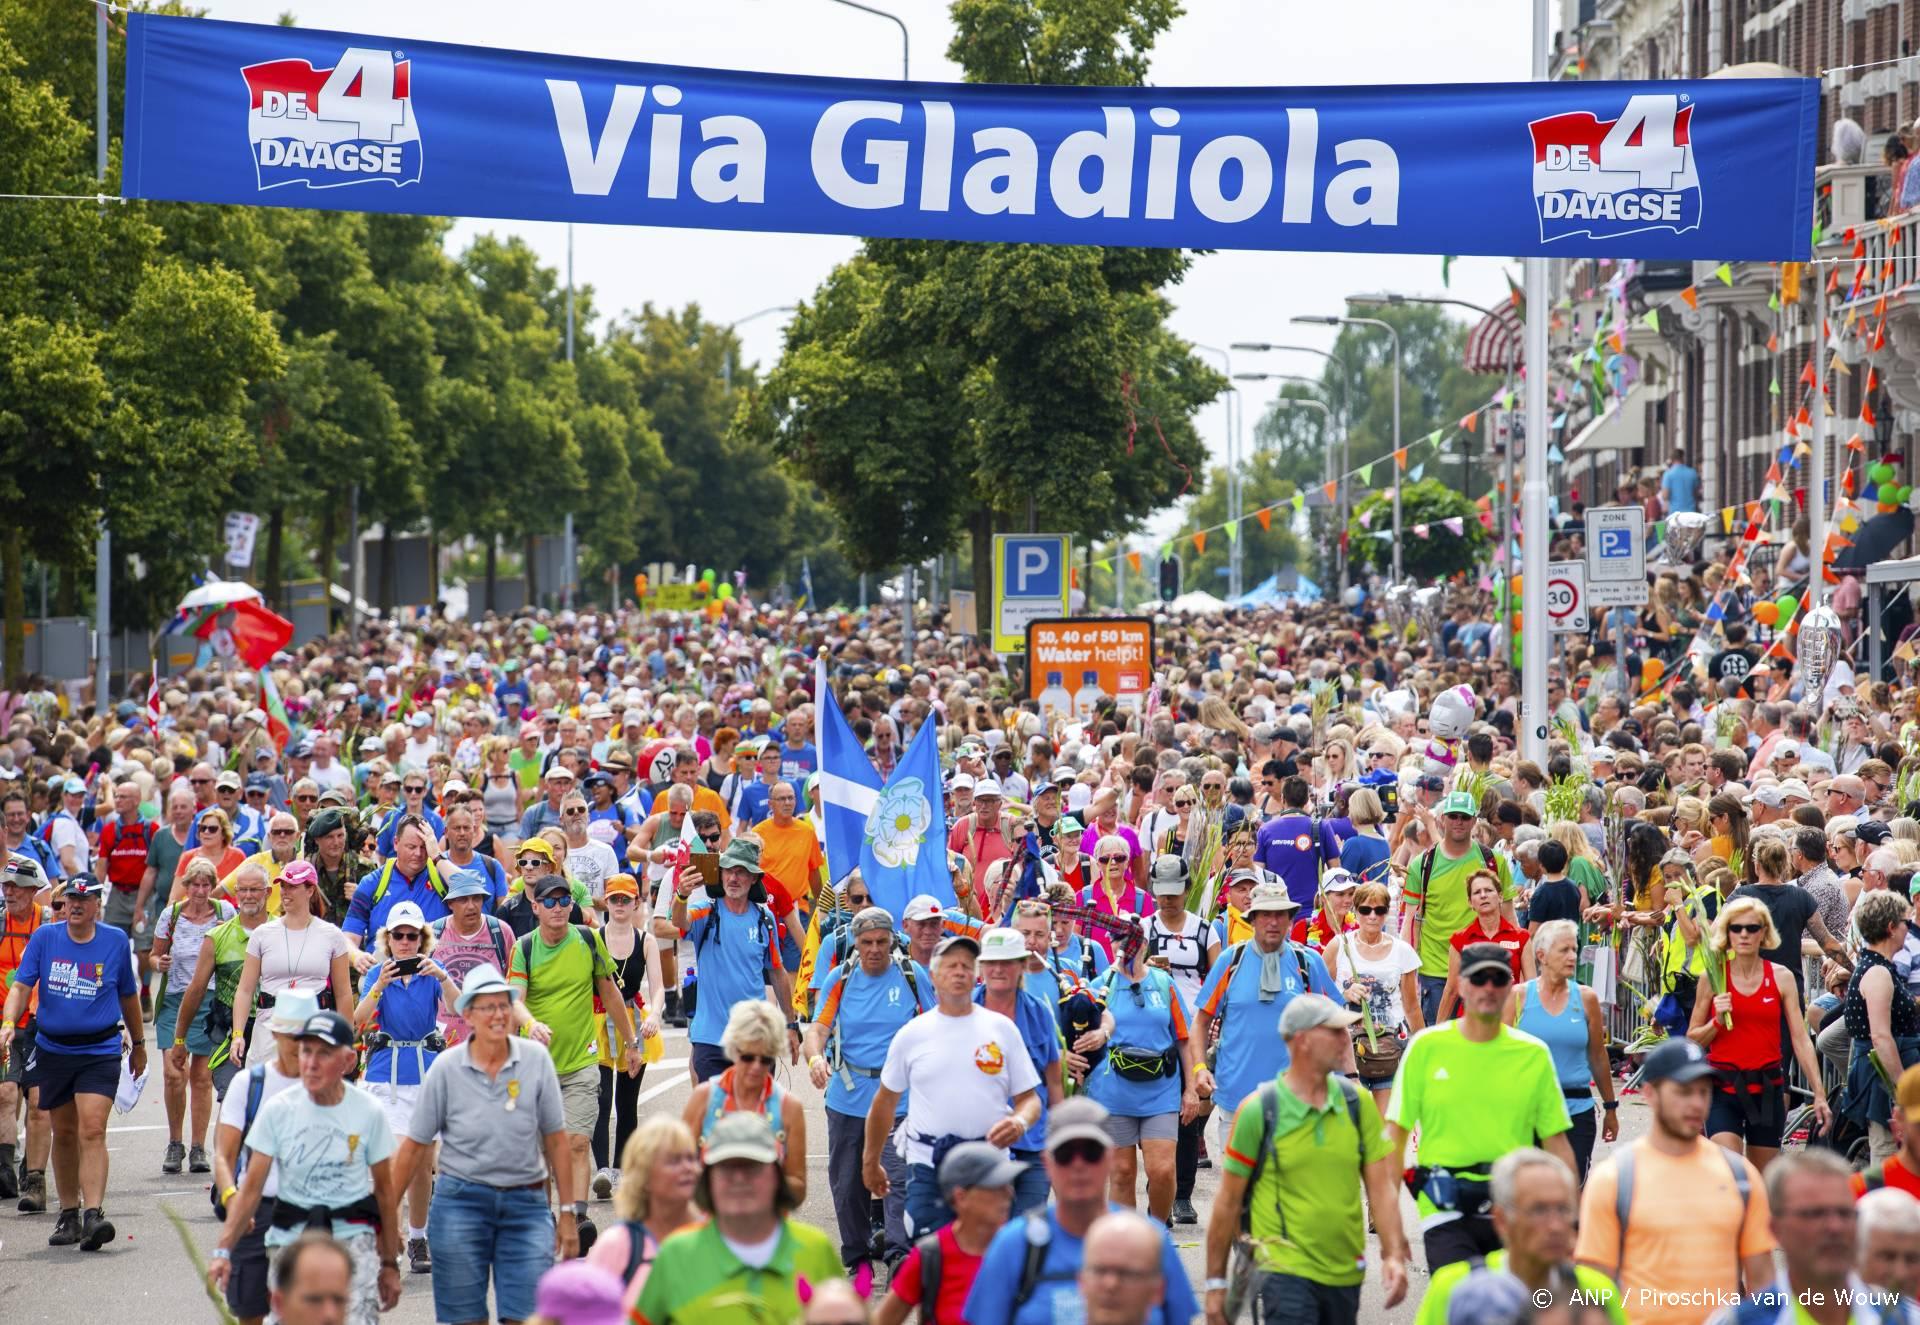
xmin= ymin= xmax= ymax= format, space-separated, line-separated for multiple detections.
xmin=1767 ymin=333 xmax=1780 ymax=353
xmin=1864 ymin=400 xmax=1879 ymax=427
xmin=1322 ymin=481 xmax=1338 ymax=503
xmin=1799 ymin=360 xmax=1816 ymax=387
xmin=1460 ymin=412 xmax=1478 ymax=432
xmin=1192 ymin=531 xmax=1207 ymax=555
xmin=1126 ymin=551 xmax=1142 ymax=574
xmin=1393 ymin=448 xmax=1408 ymax=470
xmin=1256 ymin=508 xmax=1273 ymax=533
xmin=1680 ymin=285 xmax=1699 ymax=310
xmin=1608 ymin=332 xmax=1624 ymax=354
xmin=1868 ymin=368 xmax=1880 ymax=392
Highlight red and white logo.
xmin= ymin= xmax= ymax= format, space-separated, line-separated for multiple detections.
xmin=1530 ymin=94 xmax=1702 ymax=243
xmin=241 ymin=48 xmax=423 ymax=191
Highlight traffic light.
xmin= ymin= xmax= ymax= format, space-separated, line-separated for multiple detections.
xmin=1158 ymin=555 xmax=1182 ymax=602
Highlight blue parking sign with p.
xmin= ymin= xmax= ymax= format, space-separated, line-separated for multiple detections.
xmin=1005 ymin=538 xmax=1064 ymax=595
xmin=993 ymin=533 xmax=1071 ymax=653
xmin=1598 ymin=529 xmax=1631 ymax=558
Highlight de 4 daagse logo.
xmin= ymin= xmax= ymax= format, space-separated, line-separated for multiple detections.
xmin=241 ymin=47 xmax=422 ymax=191
xmin=1530 ymin=93 xmax=1701 ymax=243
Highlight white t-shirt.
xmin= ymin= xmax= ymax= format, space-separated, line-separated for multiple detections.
xmin=247 ymin=1081 xmax=395 ymax=1246
xmin=565 ymin=838 xmax=622 ymax=902
xmin=879 ymin=1006 xmax=1040 ymax=1165
xmin=246 ymin=917 xmax=350 ymax=998
xmin=1329 ymin=933 xmax=1422 ymax=1032
xmin=46 ymin=814 xmax=90 ymax=873
xmin=402 ymin=737 xmax=438 ymax=773
xmin=308 ymin=760 xmax=353 ymax=795
xmin=218 ymin=1059 xmax=300 ymax=1198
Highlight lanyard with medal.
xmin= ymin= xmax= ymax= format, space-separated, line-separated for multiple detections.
xmin=505 ymin=1078 xmax=521 ymax=1112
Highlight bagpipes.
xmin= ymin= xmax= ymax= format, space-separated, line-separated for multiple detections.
xmin=1045 ymin=906 xmax=1143 ymax=1082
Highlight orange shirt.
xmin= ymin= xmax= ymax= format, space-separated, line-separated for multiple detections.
xmin=1 ymin=904 xmax=43 ymax=1019
xmin=1854 ymin=1153 xmax=1920 ymax=1200
xmin=755 ymin=817 xmax=823 ymax=914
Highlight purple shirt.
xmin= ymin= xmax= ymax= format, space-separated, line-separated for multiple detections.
xmin=1079 ymin=824 xmax=1142 ymax=877
xmin=1255 ymin=813 xmax=1324 ymax=910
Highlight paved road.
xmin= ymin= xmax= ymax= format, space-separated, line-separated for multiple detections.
xmin=0 ymin=1018 xmax=1648 ymax=1324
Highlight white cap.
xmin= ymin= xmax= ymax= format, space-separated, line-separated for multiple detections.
xmin=902 ymin=894 xmax=945 ymax=922
xmin=408 ymin=711 xmax=431 ymax=728
xmin=1780 ymin=778 xmax=1813 ymax=802
xmin=950 ymin=773 xmax=976 ymax=792
xmin=1067 ymin=783 xmax=1092 ymax=813
xmin=367 ymin=666 xmax=386 ymax=682
xmin=383 ymin=901 xmax=429 ymax=932
xmin=972 ymin=777 xmax=1004 ymax=799
xmin=977 ymin=927 xmax=1029 ymax=962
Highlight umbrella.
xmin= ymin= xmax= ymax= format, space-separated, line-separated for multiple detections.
xmin=176 ymin=580 xmax=263 ymax=612
xmin=1834 ymin=509 xmax=1914 ymax=573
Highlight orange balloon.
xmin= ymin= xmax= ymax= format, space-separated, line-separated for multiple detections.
xmin=1753 ymin=601 xmax=1779 ymax=626
xmin=1510 ymin=575 xmax=1522 ymax=597
xmin=1641 ymin=657 xmax=1666 ymax=687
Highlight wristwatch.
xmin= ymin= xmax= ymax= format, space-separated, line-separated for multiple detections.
xmin=380 ymin=1257 xmax=401 ymax=1270
xmin=1601 ymin=1100 xmax=1619 ymax=1111
xmin=210 ymin=1248 xmax=232 ymax=1262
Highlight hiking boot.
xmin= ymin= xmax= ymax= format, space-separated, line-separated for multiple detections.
xmin=0 ymin=1148 xmax=16 ymax=1201
xmin=407 ymin=1235 xmax=431 ymax=1274
xmin=663 ymin=989 xmax=686 ymax=1029
xmin=18 ymin=1169 xmax=46 ymax=1213
xmin=48 ymin=1208 xmax=82 ymax=1246
xmin=575 ymin=1214 xmax=597 ymax=1257
xmin=1171 ymin=1198 xmax=1198 ymax=1225
xmin=162 ymin=1140 xmax=185 ymax=1174
xmin=591 ymin=1167 xmax=613 ymax=1199
xmin=79 ymin=1207 xmax=115 ymax=1251
xmin=188 ymin=1145 xmax=210 ymax=1174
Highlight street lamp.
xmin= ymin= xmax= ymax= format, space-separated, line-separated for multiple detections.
xmin=721 ymin=304 xmax=798 ymax=390
xmin=824 ymin=0 xmax=910 ymax=79
xmin=1191 ymin=343 xmax=1241 ymax=598
xmin=1293 ymin=314 xmax=1403 ymax=582
xmin=1236 ymin=374 xmax=1335 ymax=587
xmin=1231 ymin=341 xmax=1354 ymax=591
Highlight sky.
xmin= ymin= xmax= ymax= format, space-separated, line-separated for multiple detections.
xmin=197 ymin=0 xmax=1537 ymax=549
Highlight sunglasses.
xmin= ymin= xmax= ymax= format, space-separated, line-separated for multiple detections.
xmin=562 ymin=808 xmax=586 ymax=817
xmin=269 ymin=828 xmax=296 ymax=837
xmin=698 ymin=831 xmax=722 ymax=844
xmin=735 ymin=1052 xmax=776 ymax=1067
xmin=1727 ymin=922 xmax=1765 ymax=935
xmin=1098 ymin=854 xmax=1126 ymax=864
xmin=1051 ymin=1138 xmax=1108 ymax=1167
xmin=389 ymin=929 xmax=421 ymax=942
xmin=1355 ymin=905 xmax=1389 ymax=917
xmin=1466 ymin=968 xmax=1513 ymax=988
xmin=190 ymin=778 xmax=212 ymax=786
xmin=536 ymin=895 xmax=571 ymax=909
xmin=1173 ymin=799 xmax=1196 ymax=809
xmin=1443 ymin=813 xmax=1473 ymax=822
xmin=518 ymin=857 xmax=548 ymax=869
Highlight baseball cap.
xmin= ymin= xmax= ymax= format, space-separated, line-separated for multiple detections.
xmin=244 ymin=772 xmax=272 ymax=792
xmin=934 ymin=933 xmax=981 ymax=960
xmin=408 ymin=711 xmax=432 ymax=729
xmin=1148 ymin=854 xmax=1190 ymax=895
xmin=517 ymin=838 xmax=557 ymax=864
xmin=1046 ymin=1097 xmax=1113 ymax=1152
xmin=938 ymin=1141 xmax=1028 ymax=1196
xmin=62 ymin=873 xmax=105 ymax=900
xmin=298 ymin=1010 xmax=356 ymax=1048
xmin=1052 ymin=815 xmax=1084 ymax=837
xmin=1437 ymin=790 xmax=1479 ymax=817
xmin=1752 ymin=783 xmax=1787 ymax=808
xmin=443 ymin=870 xmax=492 ymax=902
xmin=1320 ymin=869 xmax=1360 ymax=893
xmin=1244 ymin=881 xmax=1301 ymax=915
xmin=977 ymin=927 xmax=1029 ymax=962
xmin=849 ymin=906 xmax=894 ymax=937
xmin=603 ymin=874 xmax=640 ymax=900
xmin=949 ymin=773 xmax=976 ymax=793
xmin=214 ymin=771 xmax=243 ymax=792
xmin=1458 ymin=942 xmax=1515 ymax=982
xmin=1859 ymin=820 xmax=1894 ymax=846
xmin=903 ymin=894 xmax=945 ymax=922
xmin=384 ymin=901 xmax=428 ymax=932
xmin=534 ymin=875 xmax=574 ymax=902
xmin=1278 ymin=993 xmax=1362 ymax=1039
xmin=1779 ymin=778 xmax=1813 ymax=802
xmin=266 ymin=991 xmax=322 ymax=1036
xmin=544 ymin=764 xmax=576 ymax=781
xmin=1640 ymin=1037 xmax=1719 ymax=1086
xmin=703 ymin=1112 xmax=781 ymax=1167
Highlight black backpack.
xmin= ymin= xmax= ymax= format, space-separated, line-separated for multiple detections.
xmin=620 ymin=1219 xmax=654 ymax=1284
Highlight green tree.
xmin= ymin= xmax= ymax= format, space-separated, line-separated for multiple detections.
xmin=740 ymin=0 xmax=1221 ymax=602
xmin=1178 ymin=454 xmax=1308 ymax=591
xmin=1346 ymin=479 xmax=1487 ymax=581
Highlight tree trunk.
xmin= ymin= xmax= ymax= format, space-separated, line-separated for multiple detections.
xmin=3 ymin=527 xmax=24 ymax=689
xmin=969 ymin=504 xmax=995 ymax=639
xmin=485 ymin=538 xmax=498 ymax=615
xmin=317 ymin=497 xmax=337 ymax=632
xmin=54 ymin=565 xmax=77 ymax=617
xmin=525 ymin=533 xmax=540 ymax=605
xmin=379 ymin=525 xmax=396 ymax=614
xmin=264 ymin=506 xmax=285 ymax=610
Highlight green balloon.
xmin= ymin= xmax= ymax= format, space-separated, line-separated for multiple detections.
xmin=1898 ymin=485 xmax=1914 ymax=504
xmin=1871 ymin=462 xmax=1897 ymax=484
xmin=1775 ymin=593 xmax=1799 ymax=620
xmin=702 ymin=568 xmax=717 ymax=583
xmin=532 ymin=624 xmax=551 ymax=643
xmin=717 ymin=583 xmax=734 ymax=600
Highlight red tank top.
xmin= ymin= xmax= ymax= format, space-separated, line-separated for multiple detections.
xmin=1709 ymin=960 xmax=1783 ymax=1072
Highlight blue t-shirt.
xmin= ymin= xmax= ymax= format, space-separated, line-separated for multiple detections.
xmin=357 ymin=966 xmax=444 ymax=1087
xmin=973 ymin=985 xmax=1060 ymax=1151
xmin=778 ymin=741 xmax=818 ymax=782
xmin=1340 ymin=832 xmax=1392 ymax=889
xmin=733 ymin=779 xmax=801 ymax=831
xmin=15 ymin=922 xmax=139 ymax=1054
xmin=375 ymin=807 xmax=445 ymax=859
xmin=684 ymin=893 xmax=783 ymax=1046
xmin=1662 ymin=462 xmax=1700 ymax=514
xmin=1255 ymin=814 xmax=1324 ymax=910
xmin=342 ymin=866 xmax=451 ymax=942
xmin=813 ymin=956 xmax=931 ymax=1117
xmin=1084 ymin=966 xmax=1189 ymax=1118
xmin=964 ymin=1204 xmax=1199 ymax=1325
xmin=1194 ymin=939 xmax=1340 ymax=1114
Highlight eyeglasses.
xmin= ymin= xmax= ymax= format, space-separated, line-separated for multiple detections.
xmin=1466 ymin=968 xmax=1513 ymax=988
xmin=404 ymin=785 xmax=426 ymax=794
xmin=1727 ymin=922 xmax=1765 ymax=935
xmin=562 ymin=808 xmax=586 ymax=818
xmin=1443 ymin=813 xmax=1473 ymax=822
xmin=190 ymin=778 xmax=212 ymax=786
xmin=735 ymin=1052 xmax=776 ymax=1067
xmin=1355 ymin=905 xmax=1389 ymax=917
xmin=1051 ymin=1139 xmax=1108 ymax=1167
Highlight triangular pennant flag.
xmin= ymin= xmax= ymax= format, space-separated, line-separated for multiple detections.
xmin=1414 ymin=524 xmax=1430 ymax=539
xmin=1358 ymin=462 xmax=1374 ymax=485
xmin=1256 ymin=508 xmax=1273 ymax=532
xmin=1409 ymin=463 xmax=1426 ymax=482
xmin=1715 ymin=262 xmax=1734 ymax=286
xmin=1290 ymin=492 xmax=1307 ymax=513
xmin=1442 ymin=516 xmax=1465 ymax=536
xmin=1680 ymin=285 xmax=1699 ymax=309
xmin=1721 ymin=507 xmax=1735 ymax=533
xmin=1864 ymin=400 xmax=1878 ymax=427
xmin=1460 ymin=412 xmax=1478 ymax=432
xmin=1642 ymin=308 xmax=1660 ymax=332
xmin=1095 ymin=558 xmax=1113 ymax=574
xmin=1192 ymin=531 xmax=1207 ymax=555
xmin=1767 ymin=332 xmax=1780 ymax=353
xmin=1126 ymin=551 xmax=1142 ymax=574
xmin=1160 ymin=541 xmax=1172 ymax=562
xmin=1356 ymin=508 xmax=1373 ymax=530
xmin=1503 ymin=390 xmax=1516 ymax=411
xmin=1769 ymin=377 xmax=1781 ymax=396
xmin=1224 ymin=520 xmax=1238 ymax=543
xmin=1322 ymin=481 xmax=1338 ymax=503
xmin=1831 ymin=351 xmax=1850 ymax=377
xmin=1608 ymin=332 xmax=1625 ymax=353
xmin=1394 ymin=448 xmax=1409 ymax=470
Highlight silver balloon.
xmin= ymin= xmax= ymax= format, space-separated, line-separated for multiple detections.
xmin=1797 ymin=604 xmax=1843 ymax=704
xmin=1383 ymin=584 xmax=1413 ymax=636
xmin=1411 ymin=586 xmax=1447 ymax=643
xmin=1664 ymin=511 xmax=1710 ymax=564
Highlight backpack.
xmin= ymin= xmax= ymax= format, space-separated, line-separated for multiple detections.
xmin=1409 ymin=843 xmax=1499 ymax=921
xmin=432 ymin=912 xmax=511 ymax=974
xmin=1237 ymin=1077 xmax=1363 ymax=1236
xmin=236 ymin=1063 xmax=269 ymax=1177
xmin=620 ymin=1218 xmax=655 ymax=1285
xmin=99 ymin=818 xmax=156 ymax=869
xmin=369 ymin=857 xmax=447 ymax=909
xmin=1612 ymin=1143 xmax=1751 ymax=1283
xmin=1209 ymin=940 xmax=1313 ymax=1060
xmin=1010 ymin=1213 xmax=1079 ymax=1312
xmin=914 ymin=1230 xmax=945 ymax=1325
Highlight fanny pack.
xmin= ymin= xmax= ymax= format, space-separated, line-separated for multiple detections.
xmin=1108 ymin=1044 xmax=1177 ymax=1083
xmin=1409 ymin=1165 xmax=1494 ymax=1217
xmin=41 ymin=1023 xmax=122 ymax=1051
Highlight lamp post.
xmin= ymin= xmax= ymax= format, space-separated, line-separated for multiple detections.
xmin=1231 ymin=341 xmax=1354 ymax=591
xmin=824 ymin=0 xmax=909 ymax=78
xmin=1190 ymin=344 xmax=1240 ymax=598
xmin=1292 ymin=314 xmax=1402 ymax=582
xmin=721 ymin=304 xmax=798 ymax=391
xmin=1521 ymin=0 xmax=1551 ymax=767
xmin=1235 ymin=375 xmax=1334 ymax=589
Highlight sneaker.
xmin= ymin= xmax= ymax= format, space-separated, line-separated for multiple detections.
xmin=79 ymin=1207 xmax=115 ymax=1251
xmin=591 ymin=1167 xmax=613 ymax=1199
xmin=19 ymin=1169 xmax=47 ymax=1213
xmin=48 ymin=1208 xmax=82 ymax=1246
xmin=188 ymin=1145 xmax=210 ymax=1174
xmin=407 ymin=1235 xmax=431 ymax=1274
xmin=575 ymin=1214 xmax=597 ymax=1257
xmin=162 ymin=1141 xmax=185 ymax=1174
xmin=1171 ymin=1198 xmax=1198 ymax=1226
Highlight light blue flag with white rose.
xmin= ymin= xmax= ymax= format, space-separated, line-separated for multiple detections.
xmin=858 ymin=717 xmax=954 ymax=923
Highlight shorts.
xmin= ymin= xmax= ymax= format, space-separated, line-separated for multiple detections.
xmin=225 ymin=1199 xmax=276 ymax=1320
xmin=155 ymin=989 xmax=218 ymax=1059
xmin=103 ymin=887 xmax=140 ymax=932
xmin=26 ymin=1045 xmax=122 ymax=1112
xmin=364 ymin=1080 xmax=423 ymax=1141
xmin=559 ymin=1064 xmax=600 ymax=1136
xmin=1706 ymin=1083 xmax=1787 ymax=1149
xmin=1104 ymin=1111 xmax=1179 ymax=1146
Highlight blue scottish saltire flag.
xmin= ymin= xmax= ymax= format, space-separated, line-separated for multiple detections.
xmin=815 ymin=653 xmax=878 ymax=885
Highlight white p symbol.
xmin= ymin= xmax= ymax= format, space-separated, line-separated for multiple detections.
xmin=1016 ymin=547 xmax=1048 ymax=592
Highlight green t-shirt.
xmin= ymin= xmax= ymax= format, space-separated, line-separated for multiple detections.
xmin=1385 ymin=1024 xmax=1570 ymax=1218
xmin=1416 ymin=1251 xmax=1628 ymax=1325
xmin=508 ymin=924 xmax=614 ymax=1074
xmin=1405 ymin=845 xmax=1515 ymax=976
xmin=635 ymin=1217 xmax=843 ymax=1325
xmin=1222 ymin=1071 xmax=1391 ymax=1285
xmin=509 ymin=749 xmax=544 ymax=792
xmin=205 ymin=914 xmax=257 ymax=1007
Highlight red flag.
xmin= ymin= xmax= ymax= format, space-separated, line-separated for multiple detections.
xmin=194 ymin=598 xmax=293 ymax=670
xmin=146 ymin=672 xmax=161 ymax=730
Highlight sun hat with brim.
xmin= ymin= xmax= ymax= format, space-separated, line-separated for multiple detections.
xmin=1278 ymin=993 xmax=1363 ymax=1039
xmin=454 ymin=964 xmax=522 ymax=1015
xmin=1 ymin=856 xmax=44 ymax=889
xmin=1436 ymin=791 xmax=1479 ymax=817
xmin=443 ymin=870 xmax=491 ymax=901
xmin=717 ymin=837 xmax=765 ymax=874
xmin=1244 ymin=881 xmax=1301 ymax=915
xmin=1045 ymin=1096 xmax=1113 ymax=1152
xmin=1458 ymin=942 xmax=1515 ymax=982
xmin=977 ymin=927 xmax=1029 ymax=962
xmin=266 ymin=990 xmax=322 ymax=1036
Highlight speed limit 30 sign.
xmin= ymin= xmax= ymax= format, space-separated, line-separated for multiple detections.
xmin=1545 ymin=560 xmax=1588 ymax=633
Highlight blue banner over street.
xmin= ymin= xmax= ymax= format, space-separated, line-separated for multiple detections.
xmin=122 ymin=14 xmax=1816 ymax=260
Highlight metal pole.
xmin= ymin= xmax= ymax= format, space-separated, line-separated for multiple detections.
xmin=94 ymin=3 xmax=112 ymax=708
xmin=1388 ymin=331 xmax=1403 ymax=583
xmin=564 ymin=223 xmax=577 ymax=610
xmin=1520 ymin=0 xmax=1552 ymax=768
xmin=1808 ymin=277 xmax=1828 ymax=610
xmin=824 ymin=0 xmax=909 ymax=79
xmin=1115 ymin=543 xmax=1126 ymax=611
xmin=901 ymin=565 xmax=915 ymax=666
xmin=347 ymin=483 xmax=361 ymax=624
